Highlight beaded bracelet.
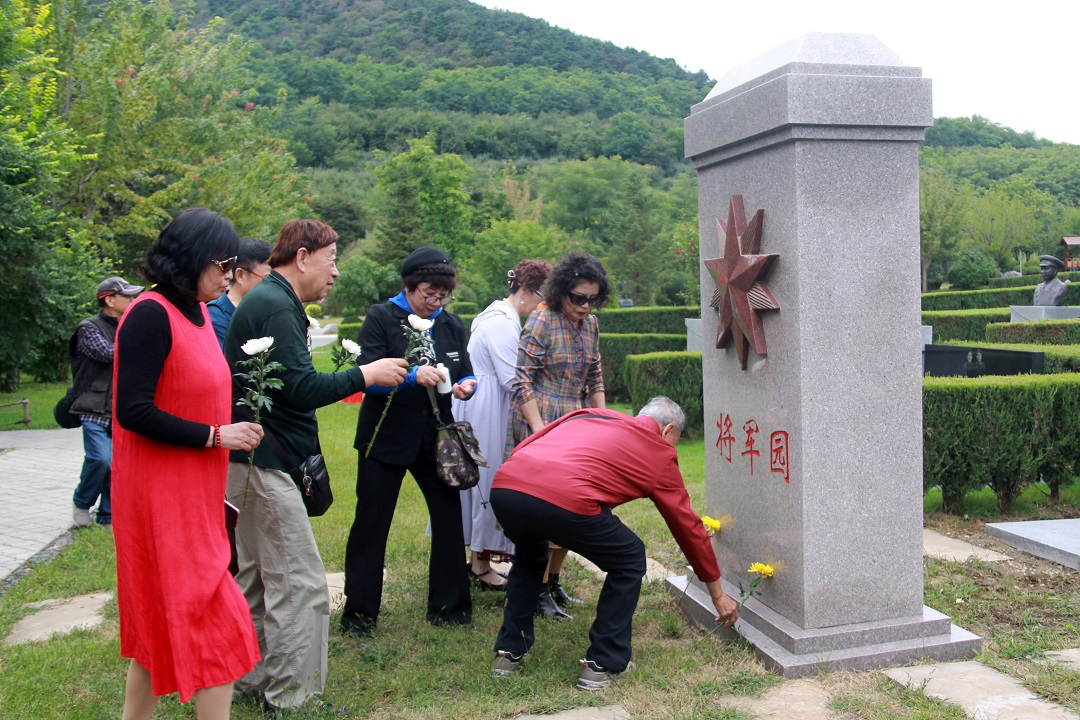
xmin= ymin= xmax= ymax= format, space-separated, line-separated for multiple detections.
xmin=211 ymin=424 xmax=221 ymax=449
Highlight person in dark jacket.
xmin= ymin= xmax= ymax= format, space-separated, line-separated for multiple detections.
xmin=341 ymin=246 xmax=478 ymax=635
xmin=70 ymin=276 xmax=143 ymax=527
xmin=223 ymin=219 xmax=408 ymax=714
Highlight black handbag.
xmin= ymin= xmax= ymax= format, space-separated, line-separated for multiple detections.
xmin=427 ymin=387 xmax=488 ymax=490
xmin=53 ymin=387 xmax=82 ymax=429
xmin=262 ymin=427 xmax=334 ymax=517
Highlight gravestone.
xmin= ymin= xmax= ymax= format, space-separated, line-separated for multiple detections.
xmin=667 ymin=32 xmax=980 ymax=677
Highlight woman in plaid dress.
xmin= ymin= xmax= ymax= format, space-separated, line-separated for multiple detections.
xmin=506 ymin=253 xmax=612 ymax=618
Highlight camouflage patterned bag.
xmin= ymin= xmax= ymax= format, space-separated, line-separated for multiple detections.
xmin=428 ymin=388 xmax=488 ymax=489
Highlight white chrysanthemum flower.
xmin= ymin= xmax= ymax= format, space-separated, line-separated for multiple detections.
xmin=341 ymin=339 xmax=361 ymax=357
xmin=241 ymin=336 xmax=274 ymax=356
xmin=308 ymin=315 xmax=320 ymax=329
xmin=408 ymin=314 xmax=434 ymax=331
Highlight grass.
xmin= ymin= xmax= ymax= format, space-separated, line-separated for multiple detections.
xmin=2 ymin=350 xmax=1080 ymax=717
xmin=0 ymin=379 xmax=67 ymax=430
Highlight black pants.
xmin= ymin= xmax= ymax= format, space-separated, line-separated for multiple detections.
xmin=491 ymin=489 xmax=645 ymax=672
xmin=342 ymin=452 xmax=472 ymax=628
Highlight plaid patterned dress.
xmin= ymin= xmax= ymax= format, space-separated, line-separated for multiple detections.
xmin=506 ymin=306 xmax=604 ymax=458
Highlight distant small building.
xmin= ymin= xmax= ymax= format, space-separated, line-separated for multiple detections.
xmin=1060 ymin=236 xmax=1080 ymax=272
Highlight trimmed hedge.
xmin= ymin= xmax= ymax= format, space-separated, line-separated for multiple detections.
xmin=600 ymin=333 xmax=686 ymax=403
xmin=625 ymin=351 xmax=703 ymax=439
xmin=452 ymin=301 xmax=478 ymax=315
xmin=924 ymin=373 xmax=1080 ymax=512
xmin=985 ymin=318 xmax=1080 ymax=345
xmin=922 ymin=308 xmax=1011 ymax=343
xmin=922 ymin=285 xmax=1080 ymax=311
xmin=596 ymin=306 xmax=699 ymax=334
xmin=987 ymin=272 xmax=1080 ymax=289
xmin=338 ymin=322 xmax=361 ymax=341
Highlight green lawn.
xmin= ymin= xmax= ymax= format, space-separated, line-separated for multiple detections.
xmin=2 ymin=352 xmax=1079 ymax=717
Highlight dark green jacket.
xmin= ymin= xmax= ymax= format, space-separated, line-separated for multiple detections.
xmin=224 ymin=271 xmax=365 ymax=471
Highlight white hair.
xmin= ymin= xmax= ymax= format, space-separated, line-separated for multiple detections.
xmin=637 ymin=396 xmax=685 ymax=433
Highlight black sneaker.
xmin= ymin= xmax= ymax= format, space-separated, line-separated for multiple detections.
xmin=493 ymin=650 xmax=524 ymax=677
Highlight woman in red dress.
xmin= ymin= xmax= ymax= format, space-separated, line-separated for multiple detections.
xmin=112 ymin=208 xmax=265 ymax=719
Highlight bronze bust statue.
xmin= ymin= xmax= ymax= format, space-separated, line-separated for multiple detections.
xmin=1034 ymin=255 xmax=1068 ymax=306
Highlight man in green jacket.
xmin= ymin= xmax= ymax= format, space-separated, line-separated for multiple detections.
xmin=224 ymin=219 xmax=407 ymax=715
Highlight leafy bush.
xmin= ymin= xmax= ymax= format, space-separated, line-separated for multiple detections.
xmin=922 ymin=286 xmax=1080 ymax=311
xmin=324 ymin=253 xmax=400 ymax=318
xmin=600 ymin=333 xmax=686 ymax=402
xmin=987 ymin=272 xmax=1080 ymax=288
xmin=338 ymin=322 xmax=362 ymax=342
xmin=948 ymin=249 xmax=1000 ymax=290
xmin=453 ymin=301 xmax=478 ymax=315
xmin=305 ymin=303 xmax=324 ymax=319
xmin=596 ymin=306 xmax=699 ymax=334
xmin=923 ymin=374 xmax=1079 ymax=512
xmin=625 ymin=351 xmax=703 ymax=439
xmin=922 ymin=309 xmax=1011 ymax=342
xmin=986 ymin=319 xmax=1080 ymax=345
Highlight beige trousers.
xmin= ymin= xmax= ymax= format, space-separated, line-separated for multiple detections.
xmin=226 ymin=462 xmax=329 ymax=710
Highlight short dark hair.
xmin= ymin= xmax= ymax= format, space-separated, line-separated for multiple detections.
xmin=237 ymin=238 xmax=272 ymax=272
xmin=543 ymin=253 xmax=611 ymax=313
xmin=508 ymin=259 xmax=553 ymax=294
xmin=268 ymin=219 xmax=337 ymax=267
xmin=140 ymin=208 xmax=240 ymax=303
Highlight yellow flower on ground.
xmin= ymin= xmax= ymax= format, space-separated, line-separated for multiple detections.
xmin=701 ymin=515 xmax=723 ymax=535
xmin=748 ymin=562 xmax=775 ymax=578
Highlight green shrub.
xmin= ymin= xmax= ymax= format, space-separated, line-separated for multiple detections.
xmin=338 ymin=322 xmax=362 ymax=341
xmin=923 ymin=374 xmax=1077 ymax=512
xmin=948 ymin=249 xmax=999 ymax=290
xmin=625 ymin=351 xmax=703 ymax=439
xmin=986 ymin=319 xmax=1080 ymax=345
xmin=452 ymin=301 xmax=478 ymax=315
xmin=600 ymin=333 xmax=686 ymax=403
xmin=987 ymin=272 xmax=1080 ymax=288
xmin=922 ymin=286 xmax=1080 ymax=311
xmin=457 ymin=313 xmax=477 ymax=331
xmin=922 ymin=309 xmax=1011 ymax=342
xmin=305 ymin=303 xmax=324 ymax=319
xmin=596 ymin=306 xmax=699 ymax=334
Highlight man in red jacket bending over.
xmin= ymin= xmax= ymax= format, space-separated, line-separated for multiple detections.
xmin=490 ymin=396 xmax=740 ymax=690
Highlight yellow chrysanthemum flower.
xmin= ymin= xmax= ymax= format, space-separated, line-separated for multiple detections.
xmin=701 ymin=515 xmax=723 ymax=535
xmin=747 ymin=562 xmax=775 ymax=578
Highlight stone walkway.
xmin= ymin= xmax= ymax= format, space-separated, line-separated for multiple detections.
xmin=0 ymin=428 xmax=84 ymax=587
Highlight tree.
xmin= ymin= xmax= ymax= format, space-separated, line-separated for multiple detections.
xmin=963 ymin=176 xmax=1057 ymax=271
xmin=460 ymin=220 xmax=572 ymax=306
xmin=603 ymin=172 xmax=664 ymax=305
xmin=371 ymin=132 xmax=473 ymax=267
xmin=323 ymin=252 xmax=400 ymax=318
xmin=919 ymin=166 xmax=968 ymax=291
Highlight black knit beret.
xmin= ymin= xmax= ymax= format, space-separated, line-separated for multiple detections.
xmin=400 ymin=246 xmax=452 ymax=277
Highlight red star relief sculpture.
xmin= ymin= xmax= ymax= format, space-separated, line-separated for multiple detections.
xmin=704 ymin=195 xmax=780 ymax=370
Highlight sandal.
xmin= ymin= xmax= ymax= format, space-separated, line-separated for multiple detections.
xmin=470 ymin=568 xmax=507 ymax=591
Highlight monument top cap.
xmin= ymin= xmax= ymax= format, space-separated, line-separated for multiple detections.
xmin=706 ymin=32 xmax=910 ymax=101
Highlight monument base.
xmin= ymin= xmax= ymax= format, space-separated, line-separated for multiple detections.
xmin=667 ymin=575 xmax=981 ymax=678
xmin=1010 ymin=306 xmax=1080 ymax=322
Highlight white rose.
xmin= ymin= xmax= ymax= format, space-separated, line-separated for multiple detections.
xmin=241 ymin=336 xmax=274 ymax=356
xmin=408 ymin=314 xmax=434 ymax=332
xmin=308 ymin=315 xmax=320 ymax=329
xmin=341 ymin=339 xmax=361 ymax=357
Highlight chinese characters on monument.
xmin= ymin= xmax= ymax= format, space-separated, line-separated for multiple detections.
xmin=716 ymin=413 xmax=790 ymax=484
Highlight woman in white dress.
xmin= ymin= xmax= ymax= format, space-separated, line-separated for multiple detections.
xmin=452 ymin=260 xmax=552 ymax=590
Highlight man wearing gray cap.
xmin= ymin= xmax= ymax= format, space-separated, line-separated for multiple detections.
xmin=70 ymin=276 xmax=143 ymax=527
xmin=1034 ymin=255 xmax=1069 ymax=306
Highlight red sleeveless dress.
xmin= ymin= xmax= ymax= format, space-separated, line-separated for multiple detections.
xmin=112 ymin=292 xmax=259 ymax=702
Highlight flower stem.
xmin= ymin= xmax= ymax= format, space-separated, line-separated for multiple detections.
xmin=365 ymin=387 xmax=397 ymax=458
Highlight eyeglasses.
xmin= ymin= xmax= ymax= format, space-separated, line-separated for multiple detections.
xmin=241 ymin=267 xmax=267 ymax=280
xmin=212 ymin=256 xmax=238 ymax=274
xmin=532 ymin=289 xmax=545 ymax=301
xmin=421 ymin=292 xmax=455 ymax=306
xmin=567 ymin=290 xmax=601 ymax=307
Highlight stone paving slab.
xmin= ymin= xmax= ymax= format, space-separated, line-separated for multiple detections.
xmin=569 ymin=552 xmax=669 ymax=582
xmin=1040 ymin=648 xmax=1080 ymax=671
xmin=886 ymin=661 xmax=1080 ymax=720
xmin=5 ymin=591 xmax=113 ymax=645
xmin=924 ymin=529 xmax=1010 ymax=563
xmin=717 ymin=677 xmax=838 ymax=719
xmin=515 ymin=706 xmax=629 ymax=720
xmin=986 ymin=519 xmax=1080 ymax=570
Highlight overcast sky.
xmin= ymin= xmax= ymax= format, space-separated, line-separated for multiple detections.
xmin=473 ymin=0 xmax=1080 ymax=146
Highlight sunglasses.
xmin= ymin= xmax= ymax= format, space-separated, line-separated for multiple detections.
xmin=567 ymin=290 xmax=601 ymax=307
xmin=212 ymin=256 xmax=238 ymax=274
xmin=532 ymin=289 xmax=545 ymax=301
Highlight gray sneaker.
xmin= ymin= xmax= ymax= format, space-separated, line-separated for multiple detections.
xmin=493 ymin=650 xmax=524 ymax=677
xmin=73 ymin=505 xmax=92 ymax=528
xmin=576 ymin=659 xmax=636 ymax=691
